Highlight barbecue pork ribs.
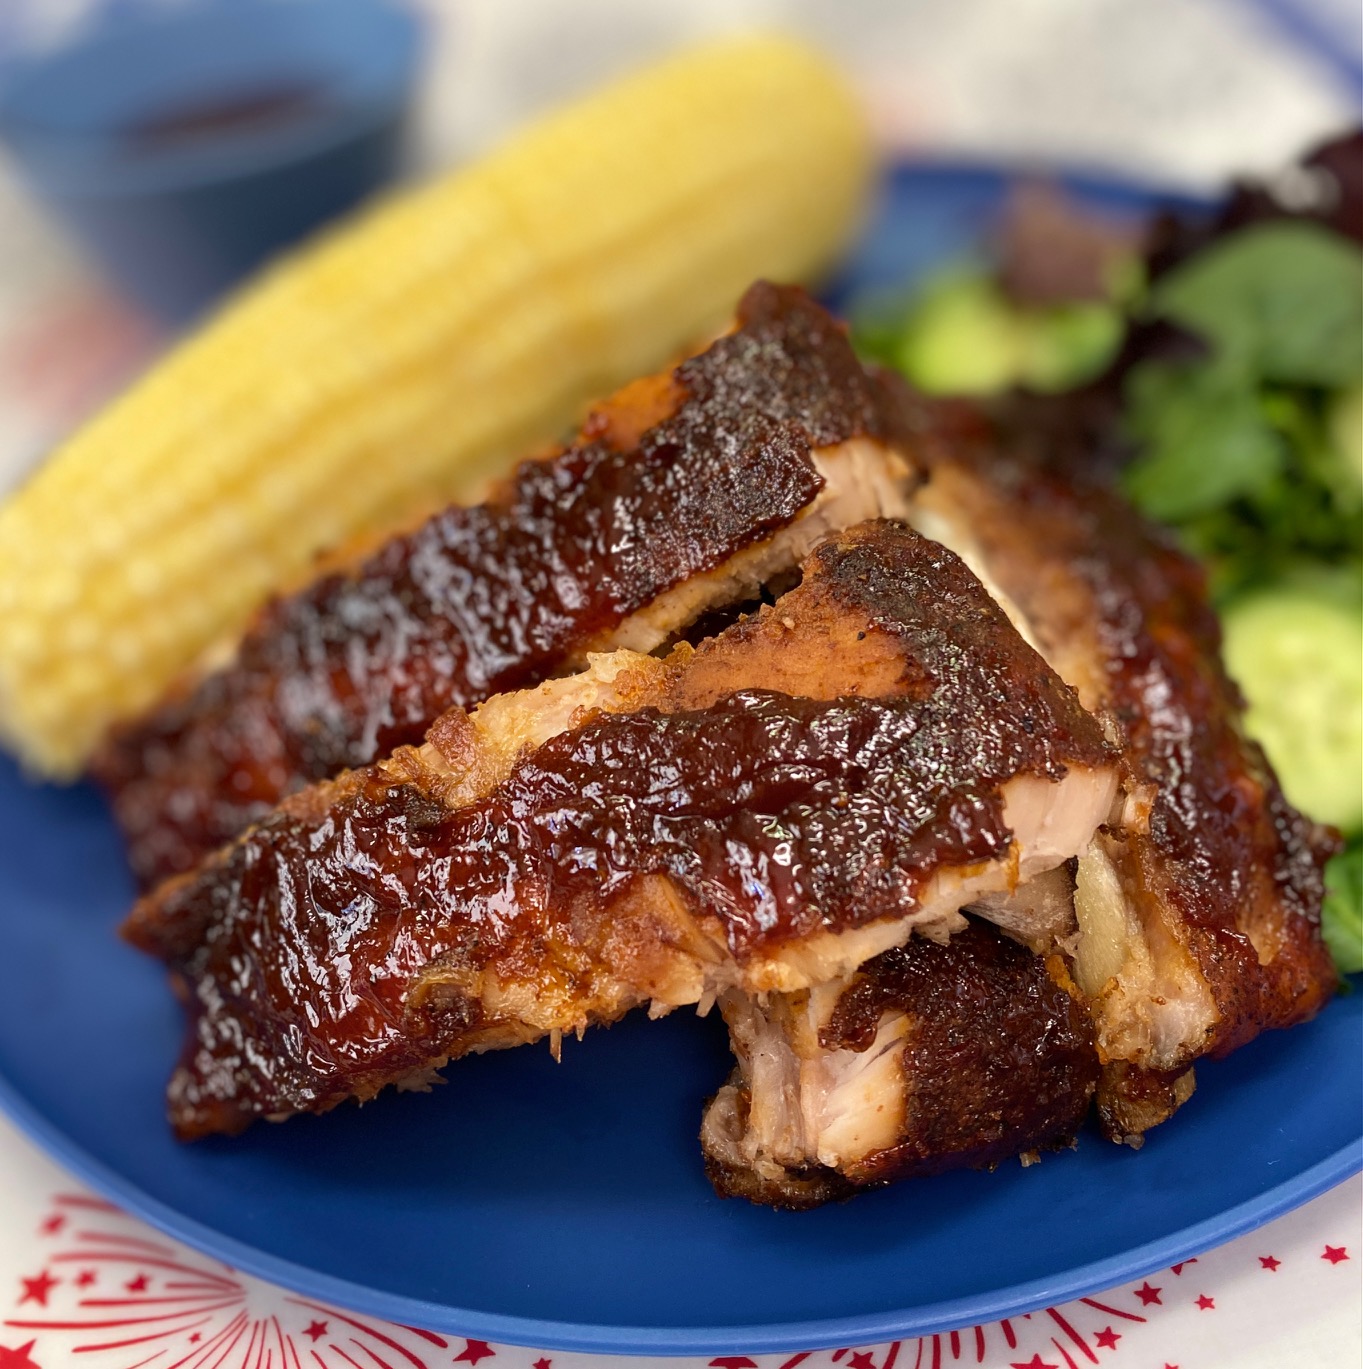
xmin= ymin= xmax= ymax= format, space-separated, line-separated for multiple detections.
xmin=124 ymin=521 xmax=1117 ymax=1140
xmin=902 ymin=408 xmax=1338 ymax=1140
xmin=702 ymin=913 xmax=1099 ymax=1209
xmin=696 ymin=399 xmax=1339 ymax=1206
xmin=96 ymin=284 xmax=914 ymax=889
xmin=116 ymin=285 xmax=1338 ymax=1208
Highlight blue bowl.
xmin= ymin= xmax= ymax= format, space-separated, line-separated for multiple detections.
xmin=0 ymin=0 xmax=422 ymax=323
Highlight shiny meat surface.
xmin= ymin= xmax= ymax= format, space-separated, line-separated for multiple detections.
xmin=906 ymin=404 xmax=1338 ymax=1139
xmin=125 ymin=521 xmax=1115 ymax=1139
xmin=702 ymin=918 xmax=1099 ymax=1209
xmin=95 ymin=283 xmax=913 ymax=889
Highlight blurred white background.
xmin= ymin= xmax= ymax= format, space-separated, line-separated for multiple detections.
xmin=0 ymin=0 xmax=1357 ymax=492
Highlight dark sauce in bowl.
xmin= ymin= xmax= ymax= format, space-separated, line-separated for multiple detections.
xmin=122 ymin=83 xmax=331 ymax=152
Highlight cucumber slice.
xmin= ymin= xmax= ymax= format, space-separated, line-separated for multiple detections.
xmin=892 ymin=272 xmax=1122 ymax=396
xmin=895 ymin=274 xmax=1023 ymax=394
xmin=1018 ymin=300 xmax=1123 ymax=392
xmin=1222 ymin=588 xmax=1363 ymax=834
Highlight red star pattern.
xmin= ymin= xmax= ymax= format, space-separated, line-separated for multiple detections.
xmin=18 ymin=1271 xmax=57 ymax=1307
xmin=454 ymin=1342 xmax=495 ymax=1365
xmin=0 ymin=1342 xmax=40 ymax=1369
xmin=6 ymin=1178 xmax=1351 ymax=1369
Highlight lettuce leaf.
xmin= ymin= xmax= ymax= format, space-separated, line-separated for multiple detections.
xmin=1323 ymin=845 xmax=1363 ymax=977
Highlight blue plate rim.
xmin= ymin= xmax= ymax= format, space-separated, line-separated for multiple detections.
xmin=0 ymin=994 xmax=1358 ymax=1356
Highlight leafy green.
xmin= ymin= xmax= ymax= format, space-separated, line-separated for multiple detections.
xmin=1323 ymin=845 xmax=1363 ymax=977
xmin=1123 ymin=364 xmax=1284 ymax=520
xmin=1151 ymin=222 xmax=1363 ymax=388
xmin=1121 ymin=223 xmax=1363 ymax=601
xmin=853 ymin=269 xmax=1122 ymax=397
xmin=1148 ymin=408 xmax=1363 ymax=600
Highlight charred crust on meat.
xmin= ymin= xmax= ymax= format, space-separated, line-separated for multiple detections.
xmin=94 ymin=284 xmax=910 ymax=889
xmin=903 ymin=397 xmax=1337 ymax=1133
xmin=1096 ymin=1061 xmax=1197 ymax=1144
xmin=127 ymin=520 xmax=1115 ymax=1139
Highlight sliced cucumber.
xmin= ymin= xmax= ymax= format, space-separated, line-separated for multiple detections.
xmin=892 ymin=272 xmax=1121 ymax=396
xmin=1018 ymin=299 xmax=1123 ymax=392
xmin=1222 ymin=588 xmax=1363 ymax=834
xmin=895 ymin=274 xmax=1023 ymax=394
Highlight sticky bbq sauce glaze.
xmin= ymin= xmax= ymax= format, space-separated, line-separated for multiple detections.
xmin=137 ymin=675 xmax=1107 ymax=1137
xmin=845 ymin=920 xmax=1099 ymax=1182
xmin=96 ymin=282 xmax=904 ymax=888
xmin=920 ymin=402 xmax=1339 ymax=1049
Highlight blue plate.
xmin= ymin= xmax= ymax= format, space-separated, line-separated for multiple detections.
xmin=0 ymin=165 xmax=1358 ymax=1357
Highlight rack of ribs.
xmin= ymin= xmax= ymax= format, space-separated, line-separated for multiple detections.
xmin=117 ymin=284 xmax=1338 ymax=1207
xmin=696 ymin=394 xmax=1339 ymax=1207
xmin=94 ymin=283 xmax=916 ymax=890
xmin=124 ymin=520 xmax=1118 ymax=1141
xmin=900 ymin=408 xmax=1338 ymax=1141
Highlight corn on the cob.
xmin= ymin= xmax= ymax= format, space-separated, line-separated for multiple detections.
xmin=0 ymin=34 xmax=870 ymax=777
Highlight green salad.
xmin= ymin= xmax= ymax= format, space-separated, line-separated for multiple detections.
xmin=854 ymin=179 xmax=1363 ymax=975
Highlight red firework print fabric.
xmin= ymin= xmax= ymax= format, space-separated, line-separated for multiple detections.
xmin=0 ymin=1120 xmax=1357 ymax=1369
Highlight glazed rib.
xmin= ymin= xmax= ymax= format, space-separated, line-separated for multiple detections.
xmin=699 ymin=391 xmax=1339 ymax=1207
xmin=904 ymin=407 xmax=1338 ymax=1139
xmin=701 ymin=917 xmax=1099 ymax=1209
xmin=94 ymin=283 xmax=914 ymax=889
xmin=125 ymin=520 xmax=1116 ymax=1140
